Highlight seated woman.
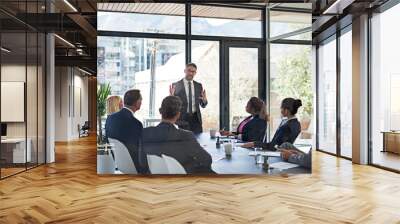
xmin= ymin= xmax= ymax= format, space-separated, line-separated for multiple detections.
xmin=242 ymin=98 xmax=302 ymax=151
xmin=220 ymin=97 xmax=268 ymax=142
xmin=106 ymin=95 xmax=123 ymax=115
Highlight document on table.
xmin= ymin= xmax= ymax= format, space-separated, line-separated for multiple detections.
xmin=269 ymin=162 xmax=299 ymax=170
xmin=248 ymin=151 xmax=281 ymax=157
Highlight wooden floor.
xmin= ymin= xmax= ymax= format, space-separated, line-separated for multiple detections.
xmin=372 ymin=151 xmax=400 ymax=171
xmin=1 ymin=136 xmax=400 ymax=223
xmin=1 ymin=167 xmax=26 ymax=178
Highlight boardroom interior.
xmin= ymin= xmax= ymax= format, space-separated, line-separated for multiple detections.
xmin=96 ymin=3 xmax=313 ymax=174
xmin=1 ymin=0 xmax=400 ymax=222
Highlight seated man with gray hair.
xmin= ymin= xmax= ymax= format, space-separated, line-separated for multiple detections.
xmin=142 ymin=96 xmax=214 ymax=174
xmin=278 ymin=142 xmax=312 ymax=169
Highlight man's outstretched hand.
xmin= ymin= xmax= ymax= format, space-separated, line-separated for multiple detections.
xmin=169 ymin=84 xmax=176 ymax=96
xmin=199 ymin=89 xmax=207 ymax=102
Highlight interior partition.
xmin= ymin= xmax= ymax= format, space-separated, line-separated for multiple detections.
xmin=0 ymin=2 xmax=46 ymax=179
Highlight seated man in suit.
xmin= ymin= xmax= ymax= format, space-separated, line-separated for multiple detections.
xmin=142 ymin=96 xmax=214 ymax=174
xmin=278 ymin=142 xmax=311 ymax=169
xmin=105 ymin=89 xmax=149 ymax=174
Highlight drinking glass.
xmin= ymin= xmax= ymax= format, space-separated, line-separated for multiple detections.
xmin=254 ymin=147 xmax=263 ymax=164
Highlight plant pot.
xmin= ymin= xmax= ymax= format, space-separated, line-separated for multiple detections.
xmin=97 ymin=149 xmax=115 ymax=174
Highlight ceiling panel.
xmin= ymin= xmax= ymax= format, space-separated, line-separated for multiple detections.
xmin=270 ymin=10 xmax=311 ymax=24
xmin=98 ymin=3 xmax=263 ymax=21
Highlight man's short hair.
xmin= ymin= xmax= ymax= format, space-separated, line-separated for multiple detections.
xmin=186 ymin=63 xmax=197 ymax=69
xmin=124 ymin=89 xmax=141 ymax=107
xmin=159 ymin=96 xmax=182 ymax=119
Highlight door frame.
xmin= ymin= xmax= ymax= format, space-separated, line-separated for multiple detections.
xmin=220 ymin=41 xmax=266 ymax=130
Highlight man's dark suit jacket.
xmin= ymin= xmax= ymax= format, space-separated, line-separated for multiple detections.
xmin=255 ymin=118 xmax=301 ymax=151
xmin=105 ymin=108 xmax=149 ymax=174
xmin=172 ymin=79 xmax=207 ymax=132
xmin=236 ymin=115 xmax=267 ymax=142
xmin=142 ymin=122 xmax=214 ymax=174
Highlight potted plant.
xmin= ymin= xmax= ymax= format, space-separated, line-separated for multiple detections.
xmin=97 ymin=83 xmax=111 ymax=144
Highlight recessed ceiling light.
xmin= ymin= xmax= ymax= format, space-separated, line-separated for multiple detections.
xmin=78 ymin=67 xmax=92 ymax=76
xmin=63 ymin=0 xmax=78 ymax=12
xmin=1 ymin=47 xmax=11 ymax=53
xmin=323 ymin=0 xmax=354 ymax=14
xmin=54 ymin=34 xmax=75 ymax=48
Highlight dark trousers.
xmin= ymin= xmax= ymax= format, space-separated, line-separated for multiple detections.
xmin=178 ymin=112 xmax=203 ymax=134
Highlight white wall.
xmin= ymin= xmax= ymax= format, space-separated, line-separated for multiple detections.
xmin=55 ymin=67 xmax=89 ymax=141
xmin=1 ymin=65 xmax=26 ymax=138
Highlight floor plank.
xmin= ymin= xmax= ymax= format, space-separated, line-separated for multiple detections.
xmin=0 ymin=136 xmax=400 ymax=223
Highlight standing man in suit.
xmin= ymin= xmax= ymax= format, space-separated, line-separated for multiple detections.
xmin=105 ymin=89 xmax=149 ymax=174
xmin=142 ymin=96 xmax=214 ymax=174
xmin=169 ymin=63 xmax=207 ymax=134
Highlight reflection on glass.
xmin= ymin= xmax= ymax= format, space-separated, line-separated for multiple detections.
xmin=97 ymin=7 xmax=185 ymax=34
xmin=38 ymin=33 xmax=46 ymax=165
xmin=318 ymin=38 xmax=337 ymax=154
xmin=270 ymin=11 xmax=311 ymax=39
xmin=371 ymin=4 xmax=400 ymax=171
xmin=27 ymin=31 xmax=38 ymax=169
xmin=191 ymin=40 xmax=220 ymax=131
xmin=228 ymin=48 xmax=258 ymax=131
xmin=1 ymin=31 xmax=27 ymax=177
xmin=340 ymin=30 xmax=352 ymax=158
xmin=97 ymin=36 xmax=185 ymax=125
xmin=270 ymin=44 xmax=313 ymax=145
xmin=191 ymin=5 xmax=261 ymax=38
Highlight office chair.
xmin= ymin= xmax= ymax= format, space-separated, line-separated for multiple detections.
xmin=162 ymin=155 xmax=186 ymax=174
xmin=147 ymin=155 xmax=168 ymax=174
xmin=108 ymin=138 xmax=137 ymax=174
xmin=78 ymin=121 xmax=90 ymax=138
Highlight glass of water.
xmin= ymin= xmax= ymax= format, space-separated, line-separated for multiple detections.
xmin=254 ymin=147 xmax=263 ymax=164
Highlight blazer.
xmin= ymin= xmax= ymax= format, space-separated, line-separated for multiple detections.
xmin=105 ymin=108 xmax=149 ymax=174
xmin=235 ymin=115 xmax=267 ymax=142
xmin=173 ymin=79 xmax=207 ymax=123
xmin=255 ymin=118 xmax=301 ymax=151
xmin=142 ymin=122 xmax=214 ymax=174
xmin=279 ymin=142 xmax=311 ymax=169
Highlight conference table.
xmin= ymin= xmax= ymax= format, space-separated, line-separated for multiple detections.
xmin=195 ymin=133 xmax=311 ymax=175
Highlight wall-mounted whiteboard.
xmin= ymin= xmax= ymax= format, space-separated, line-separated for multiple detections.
xmin=1 ymin=82 xmax=25 ymax=122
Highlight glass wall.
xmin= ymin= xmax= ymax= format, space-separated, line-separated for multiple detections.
xmin=98 ymin=36 xmax=185 ymax=123
xmin=269 ymin=6 xmax=313 ymax=145
xmin=371 ymin=4 xmax=400 ymax=171
xmin=270 ymin=11 xmax=311 ymax=39
xmin=1 ymin=25 xmax=28 ymax=177
xmin=98 ymin=3 xmax=185 ymax=34
xmin=191 ymin=5 xmax=262 ymax=38
xmin=97 ymin=3 xmax=313 ymax=140
xmin=229 ymin=47 xmax=259 ymax=131
xmin=191 ymin=40 xmax=220 ymax=131
xmin=339 ymin=29 xmax=352 ymax=158
xmin=317 ymin=37 xmax=337 ymax=154
xmin=97 ymin=3 xmax=267 ymax=134
xmin=270 ymin=44 xmax=313 ymax=145
xmin=27 ymin=30 xmax=38 ymax=169
xmin=0 ymin=1 xmax=46 ymax=179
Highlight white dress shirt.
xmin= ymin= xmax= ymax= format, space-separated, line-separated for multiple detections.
xmin=279 ymin=116 xmax=297 ymax=127
xmin=183 ymin=78 xmax=196 ymax=113
xmin=123 ymin=107 xmax=135 ymax=118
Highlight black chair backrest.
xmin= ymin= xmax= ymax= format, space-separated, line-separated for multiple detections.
xmin=82 ymin=121 xmax=90 ymax=129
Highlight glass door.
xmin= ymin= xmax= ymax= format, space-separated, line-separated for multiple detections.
xmin=222 ymin=42 xmax=264 ymax=132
